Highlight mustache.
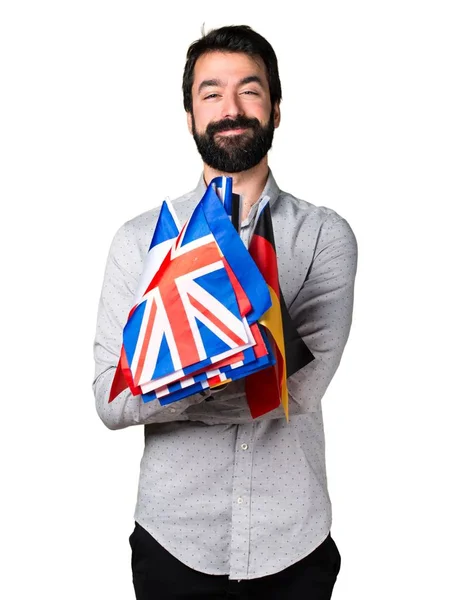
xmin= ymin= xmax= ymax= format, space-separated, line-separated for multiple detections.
xmin=206 ymin=116 xmax=260 ymax=136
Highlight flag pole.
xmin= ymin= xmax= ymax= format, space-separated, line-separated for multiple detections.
xmin=231 ymin=192 xmax=241 ymax=233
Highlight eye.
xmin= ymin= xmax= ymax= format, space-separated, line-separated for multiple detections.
xmin=204 ymin=93 xmax=220 ymax=100
xmin=241 ymin=90 xmax=259 ymax=96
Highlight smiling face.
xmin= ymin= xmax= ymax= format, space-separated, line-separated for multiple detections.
xmin=187 ymin=51 xmax=280 ymax=173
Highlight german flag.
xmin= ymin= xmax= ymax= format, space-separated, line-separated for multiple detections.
xmin=244 ymin=199 xmax=315 ymax=420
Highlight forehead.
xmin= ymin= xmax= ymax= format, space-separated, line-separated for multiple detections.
xmin=192 ymin=51 xmax=269 ymax=89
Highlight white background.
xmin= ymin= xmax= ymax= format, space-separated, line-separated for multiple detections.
xmin=1 ymin=1 xmax=449 ymax=598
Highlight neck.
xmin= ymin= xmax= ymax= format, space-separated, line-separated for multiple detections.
xmin=203 ymin=158 xmax=270 ymax=222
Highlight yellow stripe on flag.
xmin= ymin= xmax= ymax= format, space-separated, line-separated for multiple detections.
xmin=259 ymin=286 xmax=289 ymax=420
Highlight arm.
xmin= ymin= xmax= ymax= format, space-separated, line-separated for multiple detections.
xmin=286 ymin=215 xmax=358 ymax=413
xmin=93 ymin=223 xmax=206 ymax=430
xmin=183 ymin=214 xmax=358 ymax=423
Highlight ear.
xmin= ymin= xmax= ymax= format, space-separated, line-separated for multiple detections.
xmin=273 ymin=102 xmax=281 ymax=128
xmin=186 ymin=112 xmax=193 ymax=135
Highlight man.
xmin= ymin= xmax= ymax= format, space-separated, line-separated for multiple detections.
xmin=93 ymin=25 xmax=357 ymax=600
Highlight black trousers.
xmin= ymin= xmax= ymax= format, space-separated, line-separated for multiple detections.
xmin=129 ymin=522 xmax=341 ymax=600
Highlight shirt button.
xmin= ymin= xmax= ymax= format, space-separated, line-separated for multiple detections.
xmin=237 ymin=497 xmax=243 ymax=504
xmin=240 ymin=443 xmax=248 ymax=450
xmin=169 ymin=408 xmax=176 ymax=413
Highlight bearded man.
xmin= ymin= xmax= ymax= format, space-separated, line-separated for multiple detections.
xmin=93 ymin=24 xmax=357 ymax=600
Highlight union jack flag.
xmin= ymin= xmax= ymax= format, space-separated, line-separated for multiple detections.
xmin=125 ymin=218 xmax=254 ymax=391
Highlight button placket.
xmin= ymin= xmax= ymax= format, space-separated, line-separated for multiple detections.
xmin=229 ymin=423 xmax=255 ymax=579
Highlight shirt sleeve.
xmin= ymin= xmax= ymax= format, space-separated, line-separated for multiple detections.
xmin=285 ymin=215 xmax=358 ymax=413
xmin=182 ymin=214 xmax=358 ymax=424
xmin=92 ymin=223 xmax=206 ymax=430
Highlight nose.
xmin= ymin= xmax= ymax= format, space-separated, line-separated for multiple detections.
xmin=220 ymin=92 xmax=244 ymax=120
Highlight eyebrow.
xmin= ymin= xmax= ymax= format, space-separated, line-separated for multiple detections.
xmin=197 ymin=75 xmax=265 ymax=94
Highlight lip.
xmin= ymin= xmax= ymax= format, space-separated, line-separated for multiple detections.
xmin=216 ymin=128 xmax=248 ymax=136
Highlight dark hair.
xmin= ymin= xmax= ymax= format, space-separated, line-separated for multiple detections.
xmin=182 ymin=25 xmax=282 ymax=113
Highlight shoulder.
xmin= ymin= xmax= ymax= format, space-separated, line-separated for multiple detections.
xmin=274 ymin=188 xmax=357 ymax=251
xmin=275 ymin=188 xmax=351 ymax=226
xmin=117 ymin=188 xmax=199 ymax=237
xmin=107 ymin=188 xmax=199 ymax=277
xmin=271 ymin=189 xmax=357 ymax=288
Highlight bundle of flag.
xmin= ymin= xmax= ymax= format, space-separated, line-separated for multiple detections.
xmin=109 ymin=177 xmax=314 ymax=419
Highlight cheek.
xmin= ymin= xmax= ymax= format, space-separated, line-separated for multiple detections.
xmin=192 ymin=104 xmax=217 ymax=133
xmin=249 ymin=101 xmax=272 ymax=124
xmin=263 ymin=102 xmax=274 ymax=121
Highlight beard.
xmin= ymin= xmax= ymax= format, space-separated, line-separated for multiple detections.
xmin=191 ymin=110 xmax=275 ymax=173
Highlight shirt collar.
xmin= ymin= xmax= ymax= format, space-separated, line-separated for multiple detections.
xmin=192 ymin=168 xmax=281 ymax=224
